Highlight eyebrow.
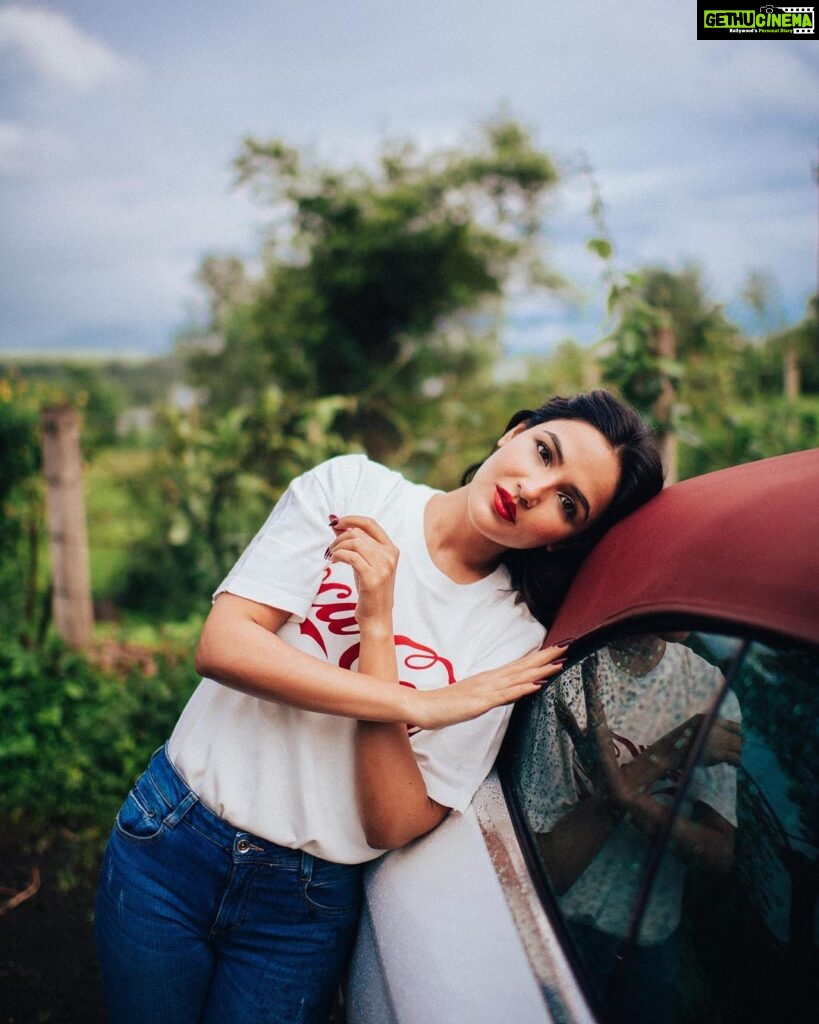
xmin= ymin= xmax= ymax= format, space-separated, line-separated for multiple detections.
xmin=544 ymin=429 xmax=591 ymax=522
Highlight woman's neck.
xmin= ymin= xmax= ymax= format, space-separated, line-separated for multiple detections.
xmin=424 ymin=489 xmax=506 ymax=584
xmin=607 ymin=635 xmax=666 ymax=676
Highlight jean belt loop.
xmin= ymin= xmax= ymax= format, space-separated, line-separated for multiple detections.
xmin=299 ymin=851 xmax=314 ymax=883
xmin=162 ymin=790 xmax=198 ymax=829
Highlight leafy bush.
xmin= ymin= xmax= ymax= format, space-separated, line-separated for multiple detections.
xmin=114 ymin=394 xmax=356 ymax=619
xmin=0 ymin=635 xmax=199 ymax=845
xmin=0 ymin=376 xmax=45 ymax=641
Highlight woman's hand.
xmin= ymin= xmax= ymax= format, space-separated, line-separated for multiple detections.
xmin=327 ymin=515 xmax=399 ymax=630
xmin=653 ymin=714 xmax=743 ymax=770
xmin=413 ymin=643 xmax=569 ymax=730
xmin=555 ymin=653 xmax=630 ymax=807
xmin=558 ymin=655 xmax=743 ymax=810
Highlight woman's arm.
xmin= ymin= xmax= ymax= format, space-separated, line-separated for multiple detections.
xmin=624 ymin=794 xmax=736 ymax=876
xmin=538 ymin=656 xmax=740 ymax=892
xmin=328 ymin=516 xmax=450 ymax=850
xmin=195 ymin=593 xmax=418 ymax=722
xmin=195 ymin=590 xmax=568 ymax=731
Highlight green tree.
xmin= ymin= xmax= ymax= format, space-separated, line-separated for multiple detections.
xmin=183 ymin=118 xmax=561 ymax=458
xmin=711 ymin=292 xmax=819 ymax=463
xmin=0 ymin=375 xmax=48 ymax=645
xmin=601 ymin=266 xmax=743 ymax=480
xmin=752 ymin=295 xmax=819 ymax=398
xmin=116 ymin=388 xmax=355 ymax=617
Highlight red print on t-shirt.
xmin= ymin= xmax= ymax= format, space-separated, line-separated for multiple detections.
xmin=299 ymin=566 xmax=455 ymax=731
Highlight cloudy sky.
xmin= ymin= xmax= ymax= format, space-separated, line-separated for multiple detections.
xmin=0 ymin=0 xmax=817 ymax=357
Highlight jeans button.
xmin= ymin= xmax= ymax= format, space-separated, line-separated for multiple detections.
xmin=237 ymin=839 xmax=250 ymax=853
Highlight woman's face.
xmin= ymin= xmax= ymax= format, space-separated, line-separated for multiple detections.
xmin=467 ymin=418 xmax=622 ymax=552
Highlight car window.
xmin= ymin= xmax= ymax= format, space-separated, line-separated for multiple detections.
xmin=675 ymin=639 xmax=819 ymax=1023
xmin=503 ymin=631 xmax=819 ymax=1023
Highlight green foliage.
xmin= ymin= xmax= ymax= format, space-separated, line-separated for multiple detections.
xmin=600 ymin=291 xmax=671 ymax=424
xmin=602 ymin=266 xmax=739 ymax=429
xmin=186 ymin=118 xmax=561 ymax=456
xmin=0 ymin=375 xmax=47 ymax=643
xmin=85 ymin=448 xmax=154 ymax=600
xmin=748 ymin=296 xmax=819 ymax=397
xmin=680 ymin=395 xmax=819 ymax=478
xmin=597 ymin=266 xmax=799 ymax=480
xmin=669 ymin=286 xmax=819 ymax=475
xmin=111 ymin=119 xmax=567 ymax=612
xmin=115 ymin=390 xmax=356 ymax=618
xmin=586 ymin=237 xmax=613 ymax=260
xmin=0 ymin=635 xmax=199 ymax=841
xmin=0 ymin=375 xmax=41 ymax=505
xmin=0 ymin=355 xmax=185 ymax=441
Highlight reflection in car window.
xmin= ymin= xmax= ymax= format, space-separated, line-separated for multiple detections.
xmin=676 ymin=641 xmax=819 ymax=1023
xmin=505 ymin=631 xmax=819 ymax=1023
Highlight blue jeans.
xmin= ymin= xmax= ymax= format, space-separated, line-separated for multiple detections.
xmin=95 ymin=745 xmax=364 ymax=1024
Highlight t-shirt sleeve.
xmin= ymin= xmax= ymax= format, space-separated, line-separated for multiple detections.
xmin=215 ymin=454 xmax=368 ymax=621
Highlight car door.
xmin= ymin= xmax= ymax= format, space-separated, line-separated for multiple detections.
xmin=501 ymin=627 xmax=819 ymax=1024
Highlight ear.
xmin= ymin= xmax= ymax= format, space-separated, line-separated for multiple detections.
xmin=496 ymin=421 xmax=529 ymax=448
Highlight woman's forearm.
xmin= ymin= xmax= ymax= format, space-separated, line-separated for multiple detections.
xmin=354 ymin=619 xmax=449 ymax=849
xmin=536 ymin=794 xmax=620 ymax=894
xmin=626 ymin=795 xmax=736 ymax=875
xmin=196 ymin=594 xmax=563 ymax=730
xmin=537 ymin=727 xmax=728 ymax=894
xmin=195 ymin=595 xmax=417 ymax=723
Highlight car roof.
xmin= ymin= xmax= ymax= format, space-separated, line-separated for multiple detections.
xmin=549 ymin=448 xmax=819 ymax=648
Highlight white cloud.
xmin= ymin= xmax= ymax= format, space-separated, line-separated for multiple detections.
xmin=0 ymin=119 xmax=72 ymax=173
xmin=689 ymin=45 xmax=819 ymax=117
xmin=0 ymin=121 xmax=23 ymax=169
xmin=0 ymin=1 xmax=815 ymax=355
xmin=0 ymin=4 xmax=140 ymax=92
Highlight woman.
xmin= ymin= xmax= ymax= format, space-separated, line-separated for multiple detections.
xmin=95 ymin=389 xmax=663 ymax=1024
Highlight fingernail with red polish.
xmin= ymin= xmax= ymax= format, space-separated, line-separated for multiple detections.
xmin=328 ymin=514 xmax=339 ymax=525
xmin=323 ymin=546 xmax=332 ymax=559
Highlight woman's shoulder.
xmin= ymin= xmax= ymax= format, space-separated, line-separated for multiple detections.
xmin=301 ymin=453 xmax=422 ymax=507
xmin=307 ymin=452 xmax=404 ymax=487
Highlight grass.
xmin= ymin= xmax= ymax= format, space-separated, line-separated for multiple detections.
xmin=92 ymin=611 xmax=206 ymax=647
xmin=85 ymin=447 xmax=153 ymax=599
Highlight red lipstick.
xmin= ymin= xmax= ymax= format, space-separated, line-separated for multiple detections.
xmin=494 ymin=486 xmax=516 ymax=523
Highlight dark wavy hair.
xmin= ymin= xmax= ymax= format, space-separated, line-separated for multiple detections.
xmin=462 ymin=389 xmax=664 ymax=628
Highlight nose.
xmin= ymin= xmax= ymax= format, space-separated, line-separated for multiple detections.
xmin=518 ymin=479 xmax=546 ymax=508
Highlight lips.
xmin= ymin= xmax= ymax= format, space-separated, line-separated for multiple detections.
xmin=494 ymin=486 xmax=517 ymax=523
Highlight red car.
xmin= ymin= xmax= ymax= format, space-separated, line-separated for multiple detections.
xmin=348 ymin=450 xmax=819 ymax=1024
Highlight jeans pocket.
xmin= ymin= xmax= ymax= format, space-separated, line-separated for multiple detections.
xmin=114 ymin=772 xmax=169 ymax=844
xmin=302 ymin=862 xmax=363 ymax=916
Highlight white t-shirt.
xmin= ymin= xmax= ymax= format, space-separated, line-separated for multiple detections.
xmin=169 ymin=455 xmax=545 ymax=864
xmin=521 ymin=644 xmax=738 ymax=943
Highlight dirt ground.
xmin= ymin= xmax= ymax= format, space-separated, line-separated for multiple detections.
xmin=0 ymin=838 xmax=105 ymax=1024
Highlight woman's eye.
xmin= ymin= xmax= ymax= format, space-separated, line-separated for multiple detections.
xmin=559 ymin=494 xmax=577 ymax=520
xmin=536 ymin=441 xmax=551 ymax=466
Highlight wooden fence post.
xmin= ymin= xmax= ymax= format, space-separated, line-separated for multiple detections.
xmin=784 ymin=346 xmax=801 ymax=401
xmin=41 ymin=406 xmax=94 ymax=647
xmin=655 ymin=324 xmax=678 ymax=486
